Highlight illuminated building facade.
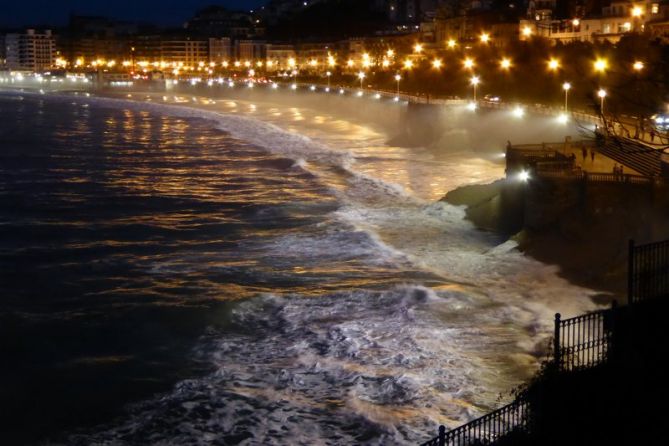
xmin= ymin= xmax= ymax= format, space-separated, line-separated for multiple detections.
xmin=520 ymin=1 xmax=669 ymax=44
xmin=4 ymin=29 xmax=55 ymax=72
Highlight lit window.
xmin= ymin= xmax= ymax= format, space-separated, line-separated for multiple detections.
xmin=652 ymin=4 xmax=659 ymax=14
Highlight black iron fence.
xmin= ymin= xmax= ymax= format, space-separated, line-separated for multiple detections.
xmin=420 ymin=398 xmax=530 ymax=446
xmin=553 ymin=309 xmax=613 ymax=372
xmin=628 ymin=239 xmax=669 ymax=304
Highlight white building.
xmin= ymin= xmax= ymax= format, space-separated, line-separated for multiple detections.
xmin=160 ymin=38 xmax=208 ymax=67
xmin=4 ymin=29 xmax=55 ymax=72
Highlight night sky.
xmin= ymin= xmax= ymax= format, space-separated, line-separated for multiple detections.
xmin=1 ymin=0 xmax=269 ymax=27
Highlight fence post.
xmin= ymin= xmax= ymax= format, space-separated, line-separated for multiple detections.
xmin=628 ymin=239 xmax=635 ymax=305
xmin=554 ymin=313 xmax=561 ymax=369
xmin=438 ymin=425 xmax=446 ymax=446
xmin=609 ymin=300 xmax=618 ymax=364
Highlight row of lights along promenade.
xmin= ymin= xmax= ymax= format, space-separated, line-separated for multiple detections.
xmin=6 ymin=30 xmax=664 ymax=143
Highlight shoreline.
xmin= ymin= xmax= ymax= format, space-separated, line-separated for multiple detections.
xmin=442 ymin=180 xmax=626 ymax=302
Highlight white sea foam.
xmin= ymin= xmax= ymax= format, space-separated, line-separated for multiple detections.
xmin=69 ymin=285 xmax=517 ymax=445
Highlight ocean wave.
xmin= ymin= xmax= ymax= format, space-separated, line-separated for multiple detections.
xmin=68 ymin=285 xmax=503 ymax=445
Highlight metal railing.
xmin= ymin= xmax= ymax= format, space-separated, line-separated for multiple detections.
xmin=420 ymin=398 xmax=531 ymax=446
xmin=628 ymin=239 xmax=669 ymax=304
xmin=534 ymin=169 xmax=654 ymax=186
xmin=553 ymin=310 xmax=614 ymax=372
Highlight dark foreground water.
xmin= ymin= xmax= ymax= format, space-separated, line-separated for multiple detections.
xmin=0 ymin=91 xmax=597 ymax=445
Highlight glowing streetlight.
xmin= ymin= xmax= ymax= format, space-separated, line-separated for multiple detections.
xmin=470 ymin=75 xmax=480 ymax=102
xmin=432 ymin=59 xmax=443 ymax=69
xmin=548 ymin=58 xmax=560 ymax=71
xmin=631 ymin=6 xmax=643 ymax=17
xmin=594 ymin=58 xmax=608 ymax=73
xmin=447 ymin=39 xmax=457 ymax=48
xmin=512 ymin=106 xmax=525 ymax=118
xmin=403 ymin=59 xmax=413 ymax=70
xmin=500 ymin=58 xmax=512 ymax=70
xmin=633 ymin=61 xmax=644 ymax=71
xmin=522 ymin=26 xmax=533 ymax=37
xmin=288 ymin=58 xmax=296 ymax=68
xmin=328 ymin=55 xmax=336 ymax=67
xmin=414 ymin=43 xmax=423 ymax=53
xmin=358 ymin=71 xmax=366 ymax=89
xmin=562 ymin=82 xmax=571 ymax=111
xmin=395 ymin=73 xmax=401 ymax=98
xmin=382 ymin=59 xmax=390 ymax=68
xmin=326 ymin=71 xmax=332 ymax=88
xmin=480 ymin=33 xmax=490 ymax=43
xmin=347 ymin=59 xmax=355 ymax=68
xmin=463 ymin=58 xmax=475 ymax=70
xmin=386 ymin=49 xmax=395 ymax=58
xmin=598 ymin=88 xmax=607 ymax=114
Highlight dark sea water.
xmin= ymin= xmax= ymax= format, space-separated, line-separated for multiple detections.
xmin=0 ymin=90 xmax=598 ymax=445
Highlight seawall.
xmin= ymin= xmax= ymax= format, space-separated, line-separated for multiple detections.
xmin=444 ymin=173 xmax=669 ymax=295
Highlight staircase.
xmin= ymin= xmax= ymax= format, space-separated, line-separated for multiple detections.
xmin=597 ymin=136 xmax=662 ymax=177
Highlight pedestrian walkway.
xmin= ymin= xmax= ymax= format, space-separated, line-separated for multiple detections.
xmin=561 ymin=142 xmax=641 ymax=176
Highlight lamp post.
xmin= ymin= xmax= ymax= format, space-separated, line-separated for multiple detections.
xmin=326 ymin=71 xmax=331 ymax=89
xmin=470 ymin=75 xmax=480 ymax=102
xmin=563 ymin=82 xmax=571 ymax=112
xmin=358 ymin=71 xmax=365 ymax=90
xmin=598 ymin=88 xmax=607 ymax=114
xmin=395 ymin=74 xmax=401 ymax=98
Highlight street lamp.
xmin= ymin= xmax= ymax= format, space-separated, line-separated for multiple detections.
xmin=548 ymin=58 xmax=560 ymax=71
xmin=633 ymin=61 xmax=644 ymax=71
xmin=500 ymin=58 xmax=511 ymax=70
xmin=395 ymin=73 xmax=401 ymax=98
xmin=358 ymin=71 xmax=365 ymax=90
xmin=598 ymin=88 xmax=607 ymax=114
xmin=470 ymin=75 xmax=480 ymax=102
xmin=326 ymin=71 xmax=332 ymax=89
xmin=562 ymin=82 xmax=571 ymax=111
xmin=594 ymin=58 xmax=608 ymax=73
xmin=463 ymin=58 xmax=475 ymax=70
xmin=432 ymin=59 xmax=443 ymax=69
